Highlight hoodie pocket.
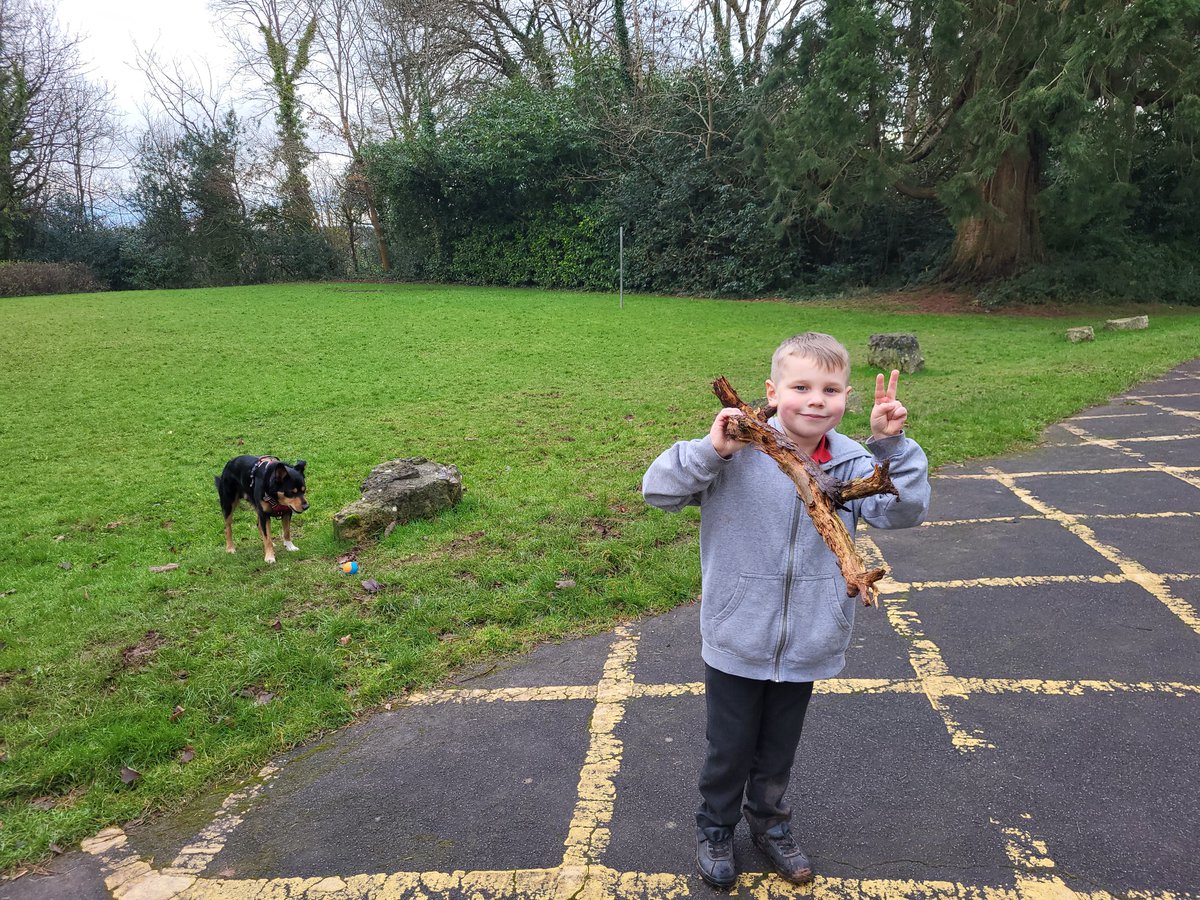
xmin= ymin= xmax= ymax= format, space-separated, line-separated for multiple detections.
xmin=781 ymin=574 xmax=853 ymax=668
xmin=707 ymin=574 xmax=785 ymax=663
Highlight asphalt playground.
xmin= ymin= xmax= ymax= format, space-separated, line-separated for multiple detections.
xmin=6 ymin=360 xmax=1199 ymax=900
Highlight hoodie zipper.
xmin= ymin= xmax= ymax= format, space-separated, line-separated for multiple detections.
xmin=773 ymin=493 xmax=803 ymax=682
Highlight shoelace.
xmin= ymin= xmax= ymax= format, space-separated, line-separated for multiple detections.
xmin=707 ymin=839 xmax=733 ymax=859
xmin=770 ymin=832 xmax=801 ymax=856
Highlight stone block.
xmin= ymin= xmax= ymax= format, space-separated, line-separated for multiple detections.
xmin=1104 ymin=316 xmax=1149 ymax=331
xmin=333 ymin=457 xmax=463 ymax=542
xmin=1066 ymin=326 xmax=1094 ymax=343
xmin=867 ymin=333 xmax=924 ymax=374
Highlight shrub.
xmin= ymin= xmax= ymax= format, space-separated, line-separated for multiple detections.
xmin=0 ymin=260 xmax=104 ymax=297
xmin=979 ymin=239 xmax=1200 ymax=307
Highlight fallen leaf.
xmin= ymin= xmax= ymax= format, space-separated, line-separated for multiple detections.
xmin=59 ymin=561 xmax=72 ymax=570
xmin=237 ymin=686 xmax=275 ymax=705
xmin=30 ymin=796 xmax=56 ymax=811
xmin=174 ymin=670 xmax=189 ymax=680
xmin=270 ymin=619 xmax=282 ymax=631
xmin=169 ymin=705 xmax=185 ymax=722
xmin=338 ymin=634 xmax=352 ymax=646
xmin=361 ymin=579 xmax=381 ymax=593
xmin=383 ymin=521 xmax=397 ymax=538
xmin=555 ymin=578 xmax=576 ymax=589
xmin=49 ymin=843 xmax=64 ymax=855
xmin=105 ymin=521 xmax=123 ymax=530
xmin=54 ymin=534 xmax=65 ymax=542
xmin=179 ymin=746 xmax=195 ymax=764
xmin=148 ymin=563 xmax=180 ymax=573
xmin=120 ymin=767 xmax=142 ymax=785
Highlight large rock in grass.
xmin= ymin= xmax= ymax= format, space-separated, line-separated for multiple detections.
xmin=867 ymin=333 xmax=925 ymax=374
xmin=1104 ymin=315 xmax=1149 ymax=331
xmin=333 ymin=457 xmax=463 ymax=542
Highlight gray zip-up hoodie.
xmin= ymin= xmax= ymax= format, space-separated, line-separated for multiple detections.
xmin=643 ymin=423 xmax=930 ymax=682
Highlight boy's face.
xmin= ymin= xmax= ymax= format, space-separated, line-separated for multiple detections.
xmin=765 ymin=353 xmax=850 ymax=449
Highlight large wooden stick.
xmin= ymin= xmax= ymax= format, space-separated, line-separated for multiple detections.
xmin=713 ymin=377 xmax=898 ymax=606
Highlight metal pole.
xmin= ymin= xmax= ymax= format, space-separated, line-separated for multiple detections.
xmin=619 ymin=225 xmax=624 ymax=309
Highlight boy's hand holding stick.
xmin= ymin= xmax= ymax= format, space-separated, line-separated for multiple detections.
xmin=712 ymin=376 xmax=899 ymax=606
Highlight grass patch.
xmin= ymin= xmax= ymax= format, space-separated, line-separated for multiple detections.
xmin=1 ymin=283 xmax=1198 ymax=869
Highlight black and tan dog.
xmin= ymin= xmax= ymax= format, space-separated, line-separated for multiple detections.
xmin=215 ymin=455 xmax=308 ymax=563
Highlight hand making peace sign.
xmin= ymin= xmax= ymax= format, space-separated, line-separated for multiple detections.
xmin=870 ymin=369 xmax=908 ymax=439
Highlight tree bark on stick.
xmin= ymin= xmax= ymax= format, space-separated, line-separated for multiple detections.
xmin=713 ymin=377 xmax=898 ymax=606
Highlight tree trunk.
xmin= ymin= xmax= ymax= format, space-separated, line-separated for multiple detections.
xmin=942 ymin=138 xmax=1044 ymax=281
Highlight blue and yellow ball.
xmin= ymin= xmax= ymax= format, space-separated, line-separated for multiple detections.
xmin=340 ymin=561 xmax=358 ymax=575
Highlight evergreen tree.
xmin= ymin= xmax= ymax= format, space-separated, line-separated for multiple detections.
xmin=752 ymin=0 xmax=1200 ymax=281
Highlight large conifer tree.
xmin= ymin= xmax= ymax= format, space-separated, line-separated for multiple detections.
xmin=752 ymin=0 xmax=1200 ymax=280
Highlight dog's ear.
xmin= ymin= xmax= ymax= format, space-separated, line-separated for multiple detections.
xmin=294 ymin=459 xmax=307 ymax=473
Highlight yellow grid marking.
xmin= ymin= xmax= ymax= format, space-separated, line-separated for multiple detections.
xmin=859 ymin=536 xmax=993 ymax=752
xmin=1111 ymin=433 xmax=1200 ymax=443
xmin=1057 ymin=422 xmax=1200 ymax=491
xmin=80 ymin=614 xmax=1199 ymax=898
xmin=1131 ymin=397 xmax=1200 ymax=422
xmin=920 ymin=511 xmax=1200 ymax=528
xmin=938 ymin=466 xmax=1200 ymax=480
xmin=77 ymin=382 xmax=1200 ymax=898
xmin=985 ymin=467 xmax=1200 ymax=636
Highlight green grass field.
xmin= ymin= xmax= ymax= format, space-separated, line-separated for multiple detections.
xmin=2 ymin=283 xmax=1198 ymax=870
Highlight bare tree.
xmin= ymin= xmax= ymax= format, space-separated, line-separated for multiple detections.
xmin=304 ymin=0 xmax=391 ymax=269
xmin=0 ymin=0 xmax=120 ymax=254
xmin=210 ymin=0 xmax=320 ymax=228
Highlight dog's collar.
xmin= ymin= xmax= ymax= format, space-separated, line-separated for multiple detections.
xmin=251 ymin=457 xmax=291 ymax=516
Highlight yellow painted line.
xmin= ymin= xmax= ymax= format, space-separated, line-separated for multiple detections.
xmin=1072 ymin=411 xmax=1158 ymax=419
xmin=81 ymin=834 xmax=1194 ymax=899
xmin=1058 ymin=422 xmax=1200 ymax=492
xmin=858 ymin=537 xmax=994 ymax=752
xmin=1113 ymin=433 xmax=1200 ymax=443
xmin=937 ymin=467 xmax=1181 ymax=480
xmin=996 ymin=817 xmax=1080 ymax=898
xmin=165 ymin=764 xmax=281 ymax=877
xmin=633 ymin=677 xmax=1200 ymax=700
xmin=404 ymin=684 xmax=597 ymax=706
xmin=560 ymin=625 xmax=639 ymax=872
xmin=965 ymin=679 xmax=1200 ymax=698
xmin=885 ymin=573 xmax=1132 ymax=593
xmin=629 ymin=679 xmax=924 ymax=699
xmin=922 ymin=512 xmax=1200 ymax=529
xmin=1097 ymin=398 xmax=1200 ymax=424
xmin=921 ymin=515 xmax=1045 ymax=527
xmin=986 ymin=468 xmax=1200 ymax=636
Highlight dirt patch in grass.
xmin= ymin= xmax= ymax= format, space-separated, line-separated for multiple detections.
xmin=120 ymin=630 xmax=166 ymax=669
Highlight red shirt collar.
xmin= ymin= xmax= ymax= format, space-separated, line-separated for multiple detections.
xmin=810 ymin=434 xmax=832 ymax=464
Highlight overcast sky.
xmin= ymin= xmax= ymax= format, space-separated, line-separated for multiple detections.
xmin=56 ymin=0 xmax=235 ymax=120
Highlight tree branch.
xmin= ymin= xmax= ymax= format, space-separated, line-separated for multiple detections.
xmin=713 ymin=377 xmax=898 ymax=606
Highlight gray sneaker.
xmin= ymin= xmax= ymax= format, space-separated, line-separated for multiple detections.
xmin=751 ymin=825 xmax=813 ymax=884
xmin=696 ymin=834 xmax=737 ymax=890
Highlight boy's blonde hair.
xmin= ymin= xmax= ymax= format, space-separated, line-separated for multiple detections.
xmin=771 ymin=332 xmax=851 ymax=382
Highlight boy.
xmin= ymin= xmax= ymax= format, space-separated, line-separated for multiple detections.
xmin=642 ymin=332 xmax=930 ymax=889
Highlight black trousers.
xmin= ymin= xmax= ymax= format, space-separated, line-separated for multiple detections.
xmin=696 ymin=664 xmax=814 ymax=841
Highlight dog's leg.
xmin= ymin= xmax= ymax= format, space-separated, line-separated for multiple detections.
xmin=225 ymin=512 xmax=236 ymax=553
xmin=282 ymin=512 xmax=298 ymax=552
xmin=259 ymin=514 xmax=276 ymax=564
